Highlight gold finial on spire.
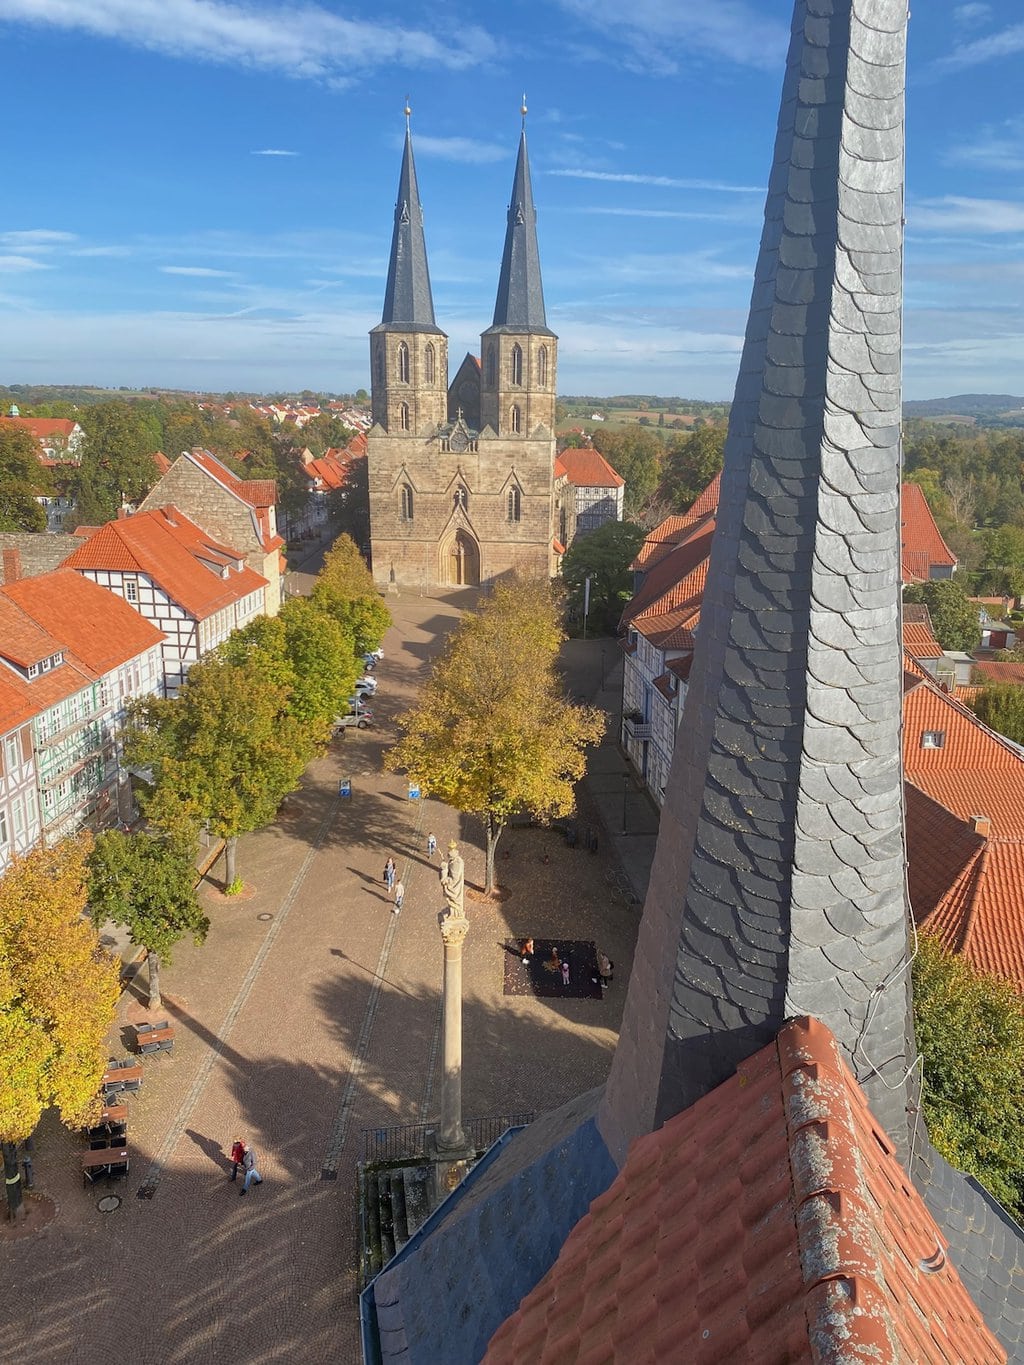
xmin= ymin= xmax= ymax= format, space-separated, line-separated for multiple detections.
xmin=404 ymin=97 xmax=412 ymax=127
xmin=521 ymin=93 xmax=528 ymax=125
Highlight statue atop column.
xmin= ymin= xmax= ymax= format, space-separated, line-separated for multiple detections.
xmin=439 ymin=841 xmax=466 ymax=920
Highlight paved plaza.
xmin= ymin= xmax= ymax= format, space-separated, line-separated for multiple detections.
xmin=3 ymin=588 xmax=650 ymax=1365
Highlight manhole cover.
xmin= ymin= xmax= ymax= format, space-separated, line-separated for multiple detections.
xmin=97 ymin=1195 xmax=121 ymax=1213
xmin=256 ymin=913 xmax=273 ymax=921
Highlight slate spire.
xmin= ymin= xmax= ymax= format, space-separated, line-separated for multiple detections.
xmin=601 ymin=0 xmax=918 ymax=1163
xmin=490 ymin=113 xmax=548 ymax=331
xmin=381 ymin=111 xmax=437 ymax=329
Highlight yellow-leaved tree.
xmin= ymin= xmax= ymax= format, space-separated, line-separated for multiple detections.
xmin=385 ymin=579 xmax=605 ymax=892
xmin=0 ymin=838 xmax=119 ymax=1220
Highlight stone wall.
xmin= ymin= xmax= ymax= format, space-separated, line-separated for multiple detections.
xmin=0 ymin=533 xmax=84 ymax=584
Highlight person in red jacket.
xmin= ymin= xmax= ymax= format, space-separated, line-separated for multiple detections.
xmin=229 ymin=1137 xmax=245 ymax=1181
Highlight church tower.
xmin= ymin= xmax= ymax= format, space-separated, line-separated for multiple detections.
xmin=369 ymin=108 xmax=448 ymax=435
xmin=479 ymin=104 xmax=557 ymax=438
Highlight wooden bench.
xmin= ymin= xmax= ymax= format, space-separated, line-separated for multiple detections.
xmin=134 ymin=1021 xmax=175 ymax=1054
xmin=81 ymin=1146 xmax=129 ymax=1185
xmin=101 ymin=1062 xmax=143 ymax=1093
xmin=98 ymin=1103 xmax=128 ymax=1124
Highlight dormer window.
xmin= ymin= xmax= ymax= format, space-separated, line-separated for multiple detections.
xmin=28 ymin=663 xmax=39 ymax=679
xmin=921 ymin=730 xmax=946 ymax=749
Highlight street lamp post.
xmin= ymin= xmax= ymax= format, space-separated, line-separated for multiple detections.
xmin=622 ymin=775 xmax=629 ymax=836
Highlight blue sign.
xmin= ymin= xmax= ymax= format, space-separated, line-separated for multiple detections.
xmin=407 ymin=782 xmax=421 ymax=800
xmin=338 ymin=779 xmax=352 ymax=799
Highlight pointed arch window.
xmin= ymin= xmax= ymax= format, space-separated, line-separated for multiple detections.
xmin=397 ymin=341 xmax=410 ymax=383
xmin=453 ymin=485 xmax=469 ymax=512
xmin=486 ymin=346 xmax=496 ymax=387
xmin=510 ymin=405 xmax=521 ymax=434
xmin=398 ymin=402 xmax=410 ymax=431
xmin=424 ymin=343 xmax=435 ymax=384
xmin=508 ymin=486 xmax=522 ymax=523
xmin=511 ymin=344 xmax=523 ymax=387
xmin=375 ymin=347 xmax=385 ymax=384
xmin=401 ymin=484 xmax=414 ymax=521
xmin=538 ymin=345 xmax=548 ymax=387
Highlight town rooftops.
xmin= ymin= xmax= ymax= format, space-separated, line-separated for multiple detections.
xmin=900 ymin=482 xmax=958 ymax=582
xmin=62 ymin=506 xmax=268 ymax=620
xmin=0 ymin=415 xmax=78 ymax=439
xmin=555 ymin=446 xmax=624 ymax=489
xmin=486 ymin=1017 xmax=1004 ymax=1365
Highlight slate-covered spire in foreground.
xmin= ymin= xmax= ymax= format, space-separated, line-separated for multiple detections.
xmin=601 ymin=0 xmax=917 ymax=1161
xmin=490 ymin=115 xmax=548 ymax=331
xmin=381 ymin=114 xmax=437 ymax=329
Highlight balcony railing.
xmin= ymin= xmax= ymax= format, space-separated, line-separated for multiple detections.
xmin=624 ymin=718 xmax=654 ymax=742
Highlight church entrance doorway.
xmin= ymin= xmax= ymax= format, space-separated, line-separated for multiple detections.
xmin=444 ymin=530 xmax=480 ymax=587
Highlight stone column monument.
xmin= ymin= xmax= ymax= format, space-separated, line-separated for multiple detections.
xmin=432 ymin=843 xmax=473 ymax=1183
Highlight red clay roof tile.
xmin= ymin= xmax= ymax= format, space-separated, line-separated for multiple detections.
xmin=1 ymin=570 xmax=163 ymax=675
xmin=557 ymin=447 xmax=624 ymax=489
xmin=900 ymin=483 xmax=958 ymax=581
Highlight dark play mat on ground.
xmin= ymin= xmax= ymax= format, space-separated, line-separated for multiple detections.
xmin=503 ymin=939 xmax=602 ymax=999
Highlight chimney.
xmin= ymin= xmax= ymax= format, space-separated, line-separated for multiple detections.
xmin=2 ymin=547 xmax=23 ymax=583
xmin=972 ymin=814 xmax=991 ymax=838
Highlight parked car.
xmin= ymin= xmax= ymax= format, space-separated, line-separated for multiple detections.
xmin=366 ymin=646 xmax=384 ymax=661
xmin=347 ymin=696 xmax=374 ymax=713
xmin=333 ymin=712 xmax=372 ymax=732
xmin=354 ymin=676 xmax=377 ymax=695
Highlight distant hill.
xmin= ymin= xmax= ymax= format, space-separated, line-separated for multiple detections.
xmin=903 ymin=394 xmax=1024 ymax=424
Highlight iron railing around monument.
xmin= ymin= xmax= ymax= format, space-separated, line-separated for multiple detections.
xmin=361 ymin=1112 xmax=535 ymax=1165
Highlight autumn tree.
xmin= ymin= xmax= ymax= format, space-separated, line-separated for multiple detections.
xmin=562 ymin=520 xmax=646 ymax=635
xmin=385 ymin=579 xmax=605 ymax=892
xmin=0 ymin=839 xmax=120 ymax=1220
xmin=903 ymin=580 xmax=981 ymax=652
xmin=913 ymin=935 xmax=1024 ymax=1220
xmin=311 ymin=533 xmax=391 ymax=655
xmin=124 ymin=655 xmax=309 ymax=890
xmin=87 ymin=832 xmax=208 ymax=1009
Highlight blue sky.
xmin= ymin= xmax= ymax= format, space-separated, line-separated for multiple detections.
xmin=0 ymin=0 xmax=1022 ymax=400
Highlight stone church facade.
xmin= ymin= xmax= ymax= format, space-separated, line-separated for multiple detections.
xmin=366 ymin=117 xmax=568 ymax=590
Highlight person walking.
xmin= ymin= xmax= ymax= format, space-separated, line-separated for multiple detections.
xmin=593 ymin=950 xmax=614 ymax=988
xmin=426 ymin=832 xmax=437 ymax=860
xmin=393 ymin=879 xmax=405 ymax=914
xmin=520 ymin=937 xmax=534 ymax=965
xmin=229 ymin=1136 xmax=245 ymax=1182
xmin=239 ymin=1143 xmax=262 ymax=1195
xmin=383 ymin=857 xmax=396 ymax=891
xmin=561 ymin=958 xmax=571 ymax=987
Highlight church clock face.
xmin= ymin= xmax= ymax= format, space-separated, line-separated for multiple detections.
xmin=450 ymin=427 xmax=469 ymax=453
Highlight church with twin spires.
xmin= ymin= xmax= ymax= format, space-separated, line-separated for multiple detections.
xmin=366 ymin=107 xmax=567 ymax=590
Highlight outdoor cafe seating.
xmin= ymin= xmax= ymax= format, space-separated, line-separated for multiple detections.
xmin=101 ymin=1059 xmax=143 ymax=1097
xmin=134 ymin=1020 xmax=175 ymax=1055
xmin=81 ymin=1145 xmax=129 ymax=1185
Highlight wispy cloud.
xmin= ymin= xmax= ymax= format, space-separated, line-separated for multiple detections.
xmin=159 ymin=265 xmax=238 ymax=277
xmin=0 ymin=254 xmax=51 ymax=272
xmin=910 ymin=196 xmax=1024 ymax=234
xmin=72 ymin=245 xmax=133 ymax=258
xmin=410 ymin=134 xmax=506 ymax=165
xmin=0 ymin=228 xmax=77 ymax=250
xmin=251 ymin=148 xmax=299 ymax=157
xmin=549 ymin=168 xmax=762 ymax=194
xmin=551 ymin=0 xmax=788 ymax=73
xmin=0 ymin=0 xmax=496 ymax=82
xmin=946 ymin=119 xmax=1024 ymax=173
xmin=932 ymin=22 xmax=1024 ymax=74
xmin=953 ymin=3 xmax=992 ymax=26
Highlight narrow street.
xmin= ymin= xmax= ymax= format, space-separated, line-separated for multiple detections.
xmin=3 ymin=588 xmax=644 ymax=1365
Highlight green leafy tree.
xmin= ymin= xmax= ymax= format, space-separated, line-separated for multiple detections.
xmin=589 ymin=427 xmax=662 ymax=518
xmin=562 ymin=520 xmax=646 ymax=636
xmin=70 ymin=400 xmax=162 ymax=523
xmin=124 ymin=655 xmax=309 ymax=889
xmin=0 ymin=838 xmax=120 ymax=1220
xmin=0 ymin=423 xmax=51 ymax=531
xmin=659 ymin=426 xmax=725 ymax=511
xmin=903 ymin=579 xmax=981 ymax=652
xmin=311 ymin=534 xmax=391 ymax=655
xmin=913 ymin=935 xmax=1024 ymax=1219
xmin=87 ymin=831 xmax=208 ymax=1009
xmin=968 ymin=683 xmax=1024 ymax=747
xmin=385 ymin=580 xmax=605 ymax=892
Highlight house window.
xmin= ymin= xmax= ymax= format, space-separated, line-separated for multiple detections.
xmin=399 ymin=402 xmax=410 ymax=431
xmin=425 ymin=343 xmax=435 ymax=384
xmin=5 ymin=735 xmax=19 ymax=772
xmin=397 ymin=341 xmax=410 ymax=383
xmin=510 ymin=344 xmax=523 ymax=386
xmin=486 ymin=346 xmax=496 ymax=387
xmin=401 ymin=484 xmax=414 ymax=521
xmin=921 ymin=730 xmax=946 ymax=749
xmin=538 ymin=345 xmax=548 ymax=386
xmin=125 ymin=577 xmax=138 ymax=603
xmin=28 ymin=663 xmax=38 ymax=679
xmin=510 ymin=405 xmax=521 ymax=434
xmin=508 ymin=487 xmax=521 ymax=522
xmin=0 ymin=809 xmax=7 ymax=848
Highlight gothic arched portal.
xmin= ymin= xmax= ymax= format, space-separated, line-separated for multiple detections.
xmin=442 ymin=530 xmax=480 ymax=587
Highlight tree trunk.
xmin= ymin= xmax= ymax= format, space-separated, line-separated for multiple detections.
xmin=484 ymin=815 xmax=504 ymax=895
xmin=148 ymin=952 xmax=162 ymax=1010
xmin=2 ymin=1141 xmax=24 ymax=1222
xmin=224 ymin=836 xmax=238 ymax=888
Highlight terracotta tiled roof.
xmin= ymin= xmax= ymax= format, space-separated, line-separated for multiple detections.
xmin=621 ymin=521 xmax=714 ymax=628
xmin=556 ymin=447 xmax=624 ymax=489
xmin=1 ymin=570 xmax=163 ymax=675
xmin=486 ymin=1017 xmax=1004 ymax=1364
xmin=152 ymin=451 xmax=172 ymax=475
xmin=900 ymin=483 xmax=957 ymax=582
xmin=0 ymin=591 xmax=106 ymax=714
xmin=0 ymin=670 xmax=35 ymax=734
xmin=187 ymin=448 xmax=277 ymax=509
xmin=666 ymin=655 xmax=693 ymax=683
xmin=553 ymin=453 xmax=567 ymax=479
xmin=903 ymin=618 xmax=942 ymax=662
xmin=305 ymin=455 xmax=348 ymax=491
xmin=62 ymin=507 xmax=267 ymax=620
xmin=0 ymin=595 xmax=61 ymax=668
xmin=973 ymin=661 xmax=1024 ymax=686
xmin=903 ymin=673 xmax=1021 ymax=781
xmin=0 ymin=415 xmax=77 ymax=439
